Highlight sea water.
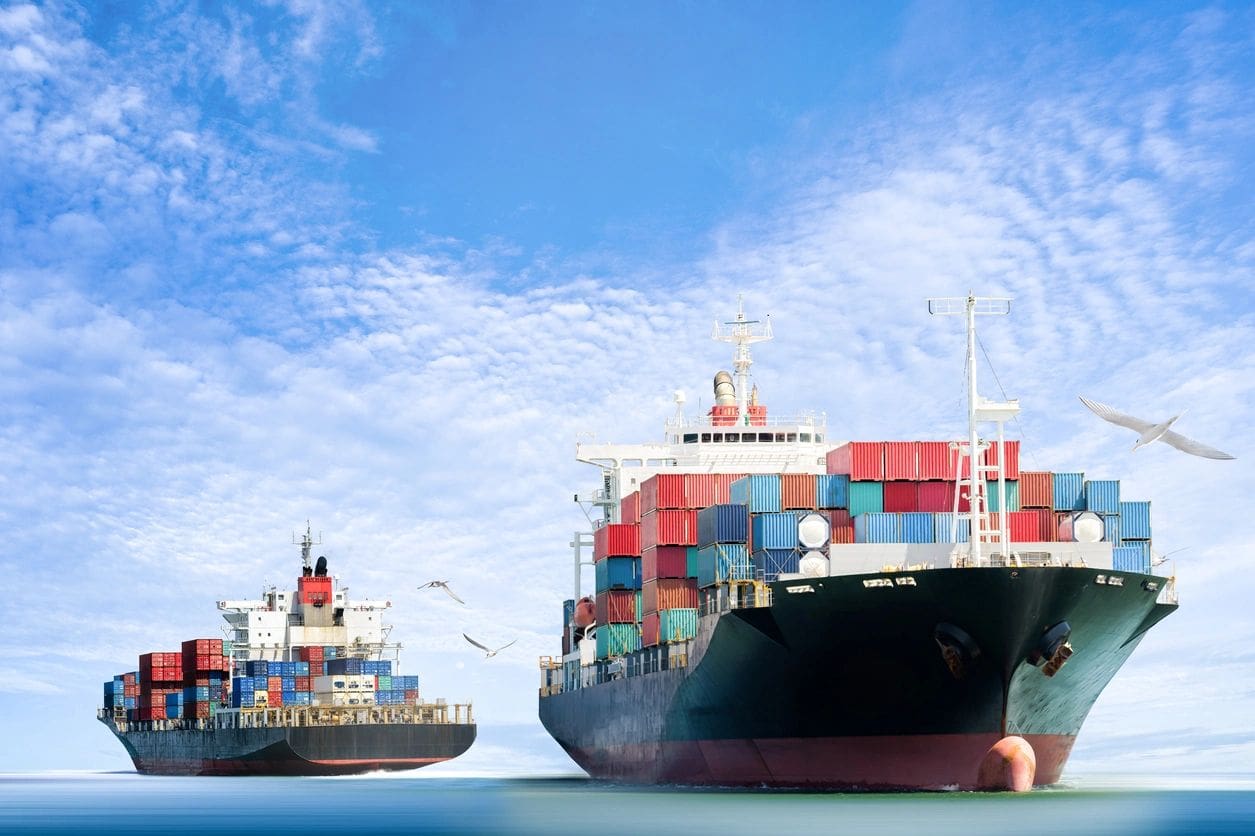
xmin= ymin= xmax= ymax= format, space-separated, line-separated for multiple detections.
xmin=3 ymin=773 xmax=1255 ymax=835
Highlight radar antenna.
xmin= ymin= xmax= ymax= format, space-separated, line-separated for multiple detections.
xmin=927 ymin=293 xmax=1018 ymax=566
xmin=712 ymin=294 xmax=772 ymax=422
xmin=293 ymin=522 xmax=323 ymax=575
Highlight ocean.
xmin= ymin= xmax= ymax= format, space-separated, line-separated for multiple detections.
xmin=3 ymin=773 xmax=1255 ymax=835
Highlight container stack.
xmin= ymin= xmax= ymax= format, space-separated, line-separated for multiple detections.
xmin=594 ymin=500 xmax=642 ymax=659
xmin=181 ymin=638 xmax=229 ymax=720
xmin=138 ymin=652 xmax=183 ymax=721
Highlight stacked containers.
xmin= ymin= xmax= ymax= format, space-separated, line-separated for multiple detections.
xmin=180 ymin=638 xmax=228 ymax=720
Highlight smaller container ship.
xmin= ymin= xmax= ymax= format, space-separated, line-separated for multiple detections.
xmin=98 ymin=526 xmax=475 ymax=775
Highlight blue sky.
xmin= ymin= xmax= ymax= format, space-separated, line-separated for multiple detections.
xmin=1 ymin=1 xmax=1252 ymax=777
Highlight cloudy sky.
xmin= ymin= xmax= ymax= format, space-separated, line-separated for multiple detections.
xmin=1 ymin=1 xmax=1252 ymax=776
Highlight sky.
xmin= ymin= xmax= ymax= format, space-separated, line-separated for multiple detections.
xmin=0 ymin=0 xmax=1252 ymax=777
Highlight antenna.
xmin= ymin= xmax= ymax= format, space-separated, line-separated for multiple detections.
xmin=292 ymin=521 xmax=323 ymax=572
xmin=712 ymin=294 xmax=772 ymax=421
xmin=928 ymin=292 xmax=1015 ymax=566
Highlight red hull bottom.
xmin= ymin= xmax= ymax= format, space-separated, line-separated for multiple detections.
xmin=565 ymin=733 xmax=1076 ymax=790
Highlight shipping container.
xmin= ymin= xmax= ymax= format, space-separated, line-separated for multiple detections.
xmin=751 ymin=512 xmax=800 ymax=550
xmin=1103 ymin=514 xmax=1122 ymax=544
xmin=826 ymin=441 xmax=885 ymax=481
xmin=883 ymin=442 xmax=918 ymax=481
xmin=642 ymin=545 xmax=690 ymax=580
xmin=830 ymin=525 xmax=855 ymax=544
xmin=916 ymin=481 xmax=950 ymax=512
xmin=596 ymin=589 xmax=637 ymax=623
xmin=696 ymin=503 xmax=749 ymax=548
xmin=643 ymin=578 xmax=699 ymax=613
xmin=562 ymin=598 xmax=576 ymax=627
xmin=1113 ymin=542 xmax=1151 ymax=574
xmin=900 ymin=512 xmax=935 ymax=543
xmin=815 ymin=474 xmax=849 ymax=509
xmin=1052 ymin=472 xmax=1086 ymax=511
xmin=882 ymin=481 xmax=918 ymax=513
xmin=1006 ymin=510 xmax=1043 ymax=542
xmin=781 ymin=473 xmax=818 ymax=510
xmin=595 ymin=556 xmax=642 ymax=591
xmin=1018 ymin=471 xmax=1052 ymax=509
xmin=796 ymin=512 xmax=831 ymax=549
xmin=685 ymin=474 xmax=721 ymax=509
xmin=1119 ymin=501 xmax=1151 ymax=540
xmin=1057 ymin=510 xmax=1105 ymax=543
xmin=826 ymin=508 xmax=852 ymax=529
xmin=641 ymin=474 xmax=687 ymax=513
xmin=640 ymin=509 xmax=698 ymax=550
xmin=729 ymin=474 xmax=783 ymax=513
xmin=916 ymin=441 xmax=952 ymax=480
xmin=686 ymin=546 xmax=700 ymax=578
xmin=1085 ymin=480 xmax=1121 ymax=514
xmin=595 ymin=623 xmax=640 ymax=659
xmin=713 ymin=473 xmax=747 ymax=505
xmin=983 ymin=440 xmax=1020 ymax=480
xmin=986 ymin=480 xmax=1021 ymax=513
xmin=697 ymin=543 xmax=752 ymax=588
xmin=593 ymin=523 xmax=641 ymax=560
xmin=848 ymin=481 xmax=885 ymax=516
xmin=933 ymin=513 xmax=971 ymax=543
xmin=854 ymin=512 xmax=900 ymax=543
xmin=658 ymin=608 xmax=698 ymax=644
xmin=754 ymin=548 xmax=799 ymax=579
xmin=619 ymin=491 xmax=641 ymax=524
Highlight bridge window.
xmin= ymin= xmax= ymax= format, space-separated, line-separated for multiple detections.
xmin=712 ymin=433 xmax=723 ymax=443
xmin=725 ymin=433 xmax=739 ymax=442
xmin=701 ymin=433 xmax=711 ymax=442
xmin=787 ymin=433 xmax=797 ymax=442
xmin=742 ymin=433 xmax=755 ymax=442
xmin=683 ymin=433 xmax=698 ymax=444
xmin=758 ymin=433 xmax=773 ymax=442
xmin=800 ymin=433 xmax=812 ymax=442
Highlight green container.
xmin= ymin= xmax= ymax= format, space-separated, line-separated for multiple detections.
xmin=634 ymin=591 xmax=642 ymax=623
xmin=658 ymin=608 xmax=698 ymax=643
xmin=377 ymin=675 xmax=392 ymax=690
xmin=596 ymin=623 xmax=640 ymax=659
xmin=848 ymin=481 xmax=884 ymax=516
xmin=686 ymin=546 xmax=700 ymax=578
xmin=986 ymin=480 xmax=1020 ymax=512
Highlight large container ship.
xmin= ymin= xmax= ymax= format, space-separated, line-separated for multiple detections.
xmin=538 ymin=295 xmax=1178 ymax=790
xmin=99 ymin=527 xmax=475 ymax=775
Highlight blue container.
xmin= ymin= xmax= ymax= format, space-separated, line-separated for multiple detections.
xmin=279 ymin=675 xmax=295 ymax=691
xmin=1119 ymin=501 xmax=1151 ymax=540
xmin=816 ymin=474 xmax=850 ymax=509
xmin=900 ymin=512 xmax=935 ymax=543
xmin=1052 ymin=472 xmax=1085 ymax=511
xmin=595 ymin=556 xmax=642 ymax=591
xmin=253 ymin=675 xmax=268 ymax=689
xmin=1103 ymin=514 xmax=1122 ymax=544
xmin=1113 ymin=543 xmax=1151 ymax=574
xmin=753 ymin=548 xmax=799 ymax=580
xmin=233 ymin=676 xmax=254 ymax=692
xmin=328 ymin=658 xmax=363 ymax=675
xmin=729 ymin=474 xmax=782 ymax=513
xmin=697 ymin=543 xmax=752 ymax=588
xmin=596 ymin=623 xmax=640 ymax=658
xmin=294 ymin=662 xmax=309 ymax=676
xmin=244 ymin=660 xmax=268 ymax=676
xmin=324 ymin=646 xmax=337 ymax=659
xmin=563 ymin=598 xmax=576 ymax=626
xmin=293 ymin=692 xmax=311 ymax=705
xmin=657 ymin=608 xmax=698 ymax=643
xmin=985 ymin=480 xmax=1020 ymax=513
xmin=855 ymin=512 xmax=900 ymax=543
xmin=165 ymin=693 xmax=182 ymax=709
xmin=848 ymin=482 xmax=884 ymax=516
xmin=697 ymin=503 xmax=749 ymax=547
xmin=751 ymin=512 xmax=799 ymax=550
xmin=1085 ymin=479 xmax=1120 ymax=514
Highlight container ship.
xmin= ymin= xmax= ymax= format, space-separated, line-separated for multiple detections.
xmin=99 ymin=527 xmax=475 ymax=775
xmin=538 ymin=295 xmax=1178 ymax=790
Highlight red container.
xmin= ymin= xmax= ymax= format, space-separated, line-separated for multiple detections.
xmin=916 ymin=481 xmax=950 ymax=512
xmin=268 ymin=691 xmax=283 ymax=707
xmin=643 ymin=578 xmax=698 ymax=614
xmin=1007 ymin=510 xmax=1043 ymax=542
xmin=405 ymin=689 xmax=418 ymax=701
xmin=619 ymin=491 xmax=641 ymax=524
xmin=830 ymin=526 xmax=855 ymax=544
xmin=825 ymin=442 xmax=884 ymax=481
xmin=642 ymin=611 xmax=661 ymax=646
xmin=296 ymin=676 xmax=311 ymax=691
xmin=685 ymin=474 xmax=720 ymax=509
xmin=714 ymin=474 xmax=747 ymax=504
xmin=640 ymin=509 xmax=697 ymax=550
xmin=640 ymin=474 xmax=687 ymax=513
xmin=1019 ymin=471 xmax=1052 ymax=509
xmin=596 ymin=589 xmax=637 ymax=623
xmin=983 ymin=440 xmax=1020 ymax=480
xmin=826 ymin=509 xmax=852 ymax=529
xmin=781 ymin=474 xmax=817 ymax=510
xmin=268 ymin=676 xmax=282 ymax=690
xmin=883 ymin=442 xmax=918 ymax=481
xmin=916 ymin=442 xmax=951 ymax=480
xmin=882 ymin=481 xmax=919 ymax=513
xmin=642 ymin=545 xmax=689 ymax=580
xmin=1031 ymin=509 xmax=1056 ymax=541
xmin=593 ymin=523 xmax=641 ymax=560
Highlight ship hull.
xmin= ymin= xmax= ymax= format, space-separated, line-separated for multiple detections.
xmin=106 ymin=722 xmax=477 ymax=776
xmin=540 ymin=566 xmax=1175 ymax=789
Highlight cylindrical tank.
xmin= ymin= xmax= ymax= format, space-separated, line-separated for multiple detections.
xmin=798 ymin=551 xmax=829 ymax=578
xmin=1057 ymin=511 xmax=1104 ymax=543
xmin=797 ymin=512 xmax=831 ymax=549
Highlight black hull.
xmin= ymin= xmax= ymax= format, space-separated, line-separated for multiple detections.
xmin=107 ymin=722 xmax=477 ymax=776
xmin=540 ymin=566 xmax=1175 ymax=789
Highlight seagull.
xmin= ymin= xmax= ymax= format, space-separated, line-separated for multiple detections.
xmin=1079 ymin=396 xmax=1235 ymax=460
xmin=417 ymin=580 xmax=466 ymax=605
xmin=463 ymin=634 xmax=516 ymax=658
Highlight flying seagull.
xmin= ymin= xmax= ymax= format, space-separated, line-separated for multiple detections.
xmin=417 ymin=580 xmax=466 ymax=605
xmin=1078 ymin=396 xmax=1235 ymax=460
xmin=463 ymin=634 xmax=516 ymax=658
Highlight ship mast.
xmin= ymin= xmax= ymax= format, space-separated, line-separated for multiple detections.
xmin=712 ymin=295 xmax=772 ymax=422
xmin=927 ymin=293 xmax=1018 ymax=566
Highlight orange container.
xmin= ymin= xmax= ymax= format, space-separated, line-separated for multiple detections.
xmin=781 ymin=474 xmax=817 ymax=510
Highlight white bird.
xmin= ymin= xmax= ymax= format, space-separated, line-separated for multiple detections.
xmin=1079 ymin=397 xmax=1235 ymax=459
xmin=417 ymin=580 xmax=466 ymax=605
xmin=463 ymin=634 xmax=516 ymax=658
